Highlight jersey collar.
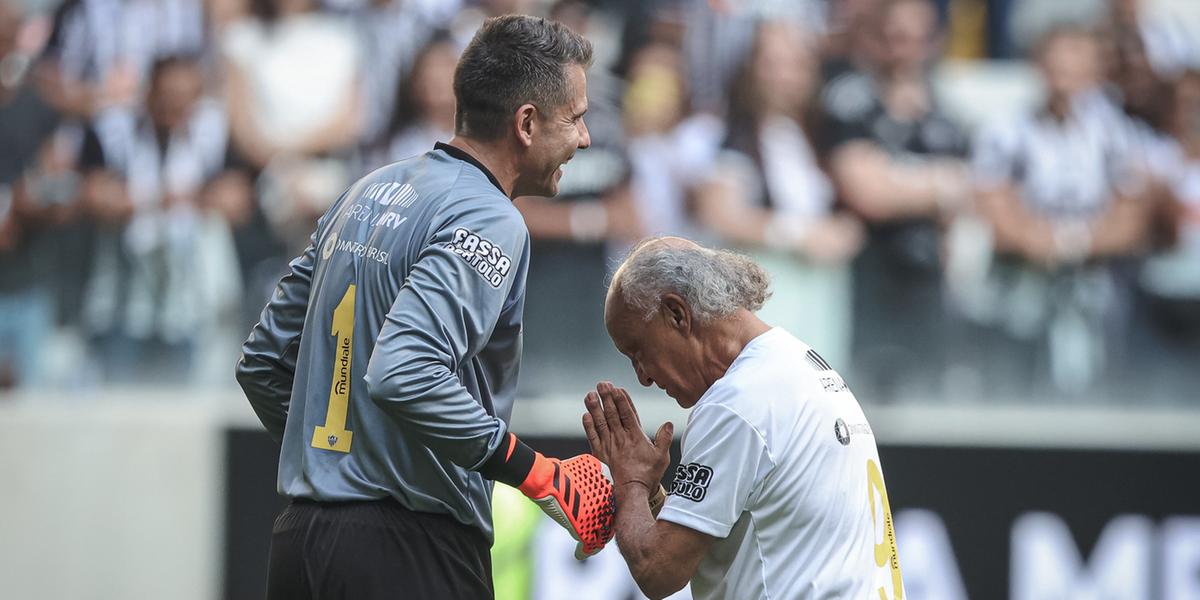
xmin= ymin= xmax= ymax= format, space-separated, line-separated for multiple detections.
xmin=434 ymin=142 xmax=508 ymax=197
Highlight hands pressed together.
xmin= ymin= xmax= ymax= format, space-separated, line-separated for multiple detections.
xmin=530 ymin=382 xmax=673 ymax=561
xmin=583 ymin=382 xmax=673 ymax=513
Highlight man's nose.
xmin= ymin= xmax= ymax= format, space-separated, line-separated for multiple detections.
xmin=577 ymin=119 xmax=591 ymax=149
xmin=635 ymin=364 xmax=652 ymax=388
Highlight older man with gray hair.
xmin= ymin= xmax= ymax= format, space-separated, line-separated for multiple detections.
xmin=584 ymin=236 xmax=906 ymax=600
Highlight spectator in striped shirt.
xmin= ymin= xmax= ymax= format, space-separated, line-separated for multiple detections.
xmin=971 ymin=25 xmax=1154 ymax=396
xmin=77 ymin=56 xmax=249 ymax=383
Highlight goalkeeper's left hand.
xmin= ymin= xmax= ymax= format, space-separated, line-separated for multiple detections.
xmin=481 ymin=433 xmax=615 ymax=559
xmin=517 ymin=452 xmax=615 ymax=559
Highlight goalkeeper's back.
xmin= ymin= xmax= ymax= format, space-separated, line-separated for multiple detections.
xmin=237 ymin=143 xmax=531 ymax=540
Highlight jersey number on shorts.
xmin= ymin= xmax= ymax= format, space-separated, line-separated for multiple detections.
xmin=868 ymin=459 xmax=904 ymax=599
xmin=312 ymin=284 xmax=356 ymax=453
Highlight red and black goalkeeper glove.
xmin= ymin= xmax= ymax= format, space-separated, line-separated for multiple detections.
xmin=481 ymin=433 xmax=615 ymax=559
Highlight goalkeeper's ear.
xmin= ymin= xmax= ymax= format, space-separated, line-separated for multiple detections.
xmin=479 ymin=432 xmax=539 ymax=488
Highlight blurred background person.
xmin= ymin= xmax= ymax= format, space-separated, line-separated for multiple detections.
xmin=36 ymin=0 xmax=134 ymax=121
xmin=220 ymin=0 xmax=363 ymax=255
xmin=1132 ymin=69 xmax=1200 ymax=401
xmin=820 ymin=0 xmax=971 ymax=402
xmin=971 ymin=25 xmax=1153 ymax=398
xmin=695 ymin=21 xmax=863 ymax=369
xmin=351 ymin=0 xmax=460 ymax=147
xmin=678 ymin=0 xmax=826 ymax=116
xmin=76 ymin=55 xmax=246 ymax=384
xmin=1106 ymin=3 xmax=1175 ymax=136
xmin=448 ymin=0 xmax=540 ymax=51
xmin=622 ymin=40 xmax=720 ymax=246
xmin=0 ymin=0 xmax=62 ymax=390
xmin=1105 ymin=0 xmax=1200 ymax=80
xmin=34 ymin=0 xmax=208 ymax=129
xmin=820 ymin=0 xmax=885 ymax=81
xmin=358 ymin=32 xmax=458 ymax=172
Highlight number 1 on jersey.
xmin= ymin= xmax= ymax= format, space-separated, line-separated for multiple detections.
xmin=312 ymin=284 xmax=356 ymax=453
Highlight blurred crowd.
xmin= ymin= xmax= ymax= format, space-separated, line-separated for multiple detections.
xmin=0 ymin=0 xmax=1198 ymax=405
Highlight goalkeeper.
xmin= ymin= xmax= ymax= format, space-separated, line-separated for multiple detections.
xmin=236 ymin=16 xmax=609 ymax=600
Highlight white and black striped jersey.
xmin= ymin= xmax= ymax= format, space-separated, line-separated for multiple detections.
xmin=972 ymin=91 xmax=1142 ymax=220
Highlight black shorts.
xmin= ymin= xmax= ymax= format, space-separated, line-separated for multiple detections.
xmin=266 ymin=498 xmax=493 ymax=600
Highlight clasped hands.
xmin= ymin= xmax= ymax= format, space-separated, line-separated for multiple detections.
xmin=583 ymin=382 xmax=673 ymax=513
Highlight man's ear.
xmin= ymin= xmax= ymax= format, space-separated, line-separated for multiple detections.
xmin=514 ymin=103 xmax=537 ymax=148
xmin=660 ymin=294 xmax=692 ymax=336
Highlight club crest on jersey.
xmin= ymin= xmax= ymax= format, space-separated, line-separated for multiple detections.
xmin=834 ymin=419 xmax=871 ymax=446
xmin=834 ymin=418 xmax=851 ymax=446
xmin=669 ymin=463 xmax=714 ymax=502
xmin=447 ymin=228 xmax=513 ymax=288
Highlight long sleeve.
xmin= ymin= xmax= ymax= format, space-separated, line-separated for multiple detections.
xmin=364 ymin=200 xmax=530 ymax=470
xmin=235 ymin=232 xmax=316 ymax=442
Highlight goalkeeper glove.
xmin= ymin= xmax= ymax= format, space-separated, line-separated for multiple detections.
xmin=481 ymin=433 xmax=615 ymax=559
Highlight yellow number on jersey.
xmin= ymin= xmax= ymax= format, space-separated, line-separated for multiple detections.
xmin=312 ymin=284 xmax=356 ymax=453
xmin=868 ymin=459 xmax=904 ymax=600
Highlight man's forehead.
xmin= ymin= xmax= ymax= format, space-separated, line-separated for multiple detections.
xmin=567 ymin=62 xmax=587 ymax=87
xmin=566 ymin=64 xmax=588 ymax=104
xmin=603 ymin=284 xmax=635 ymax=337
xmin=603 ymin=283 xmax=623 ymax=326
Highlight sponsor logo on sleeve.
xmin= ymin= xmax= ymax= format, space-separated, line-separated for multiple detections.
xmin=834 ymin=418 xmax=873 ymax=446
xmin=669 ymin=463 xmax=714 ymax=502
xmin=447 ymin=227 xmax=513 ymax=288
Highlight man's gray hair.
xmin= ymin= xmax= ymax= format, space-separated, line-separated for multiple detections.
xmin=613 ymin=239 xmax=772 ymax=322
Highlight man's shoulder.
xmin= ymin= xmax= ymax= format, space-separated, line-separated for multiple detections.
xmin=355 ymin=153 xmax=518 ymax=218
xmin=731 ymin=328 xmax=819 ymax=382
xmin=700 ymin=331 xmax=847 ymax=423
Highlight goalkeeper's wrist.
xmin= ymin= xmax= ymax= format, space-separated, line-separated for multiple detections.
xmin=479 ymin=432 xmax=540 ymax=490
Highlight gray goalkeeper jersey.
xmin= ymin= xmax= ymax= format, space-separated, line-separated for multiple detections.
xmin=236 ymin=143 xmax=530 ymax=539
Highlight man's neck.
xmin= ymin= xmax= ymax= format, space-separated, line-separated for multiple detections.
xmin=880 ymin=64 xmax=924 ymax=86
xmin=1046 ymin=95 xmax=1073 ymax=122
xmin=699 ymin=311 xmax=773 ymax=388
xmin=446 ymin=136 xmax=521 ymax=198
